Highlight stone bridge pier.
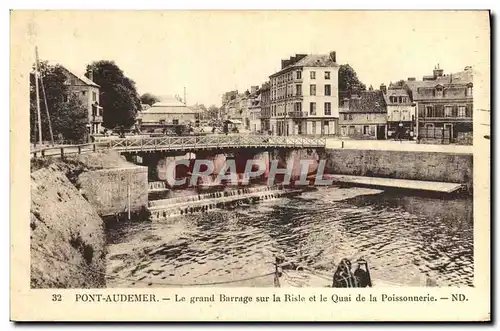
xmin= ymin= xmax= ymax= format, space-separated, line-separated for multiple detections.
xmin=267 ymin=148 xmax=324 ymax=186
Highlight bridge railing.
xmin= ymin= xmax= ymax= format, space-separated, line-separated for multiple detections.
xmin=107 ymin=135 xmax=326 ymax=151
xmin=30 ymin=135 xmax=327 ymax=158
xmin=30 ymin=143 xmax=104 ymax=158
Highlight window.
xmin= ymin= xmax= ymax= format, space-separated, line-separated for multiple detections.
xmin=310 ymin=71 xmax=316 ymax=79
xmin=458 ymin=106 xmax=466 ymax=117
xmin=172 ymin=119 xmax=178 ymax=125
xmin=294 ymin=102 xmax=302 ymax=112
xmin=343 ymin=113 xmax=348 ymax=120
xmin=82 ymin=91 xmax=86 ymax=96
xmin=92 ymin=91 xmax=97 ymax=102
xmin=445 ymin=106 xmax=452 ymax=117
xmin=310 ymin=84 xmax=316 ymax=96
xmin=63 ymin=94 xmax=69 ymax=103
xmin=363 ymin=126 xmax=369 ymax=135
xmin=325 ymin=71 xmax=331 ymax=79
xmin=324 ymin=102 xmax=331 ymax=115
xmin=435 ymin=87 xmax=443 ymax=97
xmin=341 ymin=126 xmax=346 ymax=136
xmin=426 ymin=106 xmax=433 ymax=117
xmin=349 ymin=114 xmax=353 ymax=120
xmin=296 ymin=84 xmax=302 ymax=96
xmin=296 ymin=71 xmax=302 ymax=79
xmin=159 ymin=120 xmax=166 ymax=125
xmin=467 ymin=85 xmax=473 ymax=96
xmin=310 ymin=102 xmax=316 ymax=115
xmin=324 ymin=84 xmax=331 ymax=96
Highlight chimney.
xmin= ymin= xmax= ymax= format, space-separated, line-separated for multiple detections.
xmin=281 ymin=59 xmax=291 ymax=69
xmin=433 ymin=64 xmax=444 ymax=78
xmin=89 ymin=70 xmax=94 ymax=82
xmin=342 ymin=97 xmax=350 ymax=109
xmin=380 ymin=83 xmax=387 ymax=94
xmin=250 ymin=86 xmax=258 ymax=94
xmin=330 ymin=51 xmax=337 ymax=63
xmin=407 ymin=77 xmax=416 ymax=81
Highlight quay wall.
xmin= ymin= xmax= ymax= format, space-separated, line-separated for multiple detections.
xmin=78 ymin=166 xmax=148 ymax=216
xmin=30 ymin=164 xmax=106 ymax=288
xmin=324 ymin=149 xmax=473 ymax=186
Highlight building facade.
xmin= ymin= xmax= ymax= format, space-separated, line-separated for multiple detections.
xmin=61 ymin=67 xmax=103 ymax=135
xmin=260 ymin=82 xmax=271 ymax=133
xmin=383 ymin=83 xmax=416 ymax=139
xmin=339 ymin=90 xmax=387 ymax=139
xmin=247 ymin=86 xmax=262 ymax=133
xmin=269 ymin=52 xmax=340 ymax=136
xmin=406 ymin=65 xmax=473 ymax=144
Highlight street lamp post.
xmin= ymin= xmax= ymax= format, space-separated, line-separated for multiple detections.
xmin=86 ymin=124 xmax=92 ymax=143
xmin=398 ymin=122 xmax=403 ymax=143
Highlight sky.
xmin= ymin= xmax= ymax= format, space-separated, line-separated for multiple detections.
xmin=19 ymin=10 xmax=490 ymax=106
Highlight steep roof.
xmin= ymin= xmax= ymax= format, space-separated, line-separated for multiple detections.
xmin=61 ymin=66 xmax=100 ymax=87
xmin=342 ymin=90 xmax=387 ymax=113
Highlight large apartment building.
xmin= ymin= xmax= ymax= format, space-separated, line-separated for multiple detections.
xmin=268 ymin=52 xmax=340 ymax=136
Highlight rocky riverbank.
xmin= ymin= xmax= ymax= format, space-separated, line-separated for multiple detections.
xmin=30 ymin=151 xmax=138 ymax=288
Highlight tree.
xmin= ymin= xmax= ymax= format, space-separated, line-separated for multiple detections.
xmin=85 ymin=60 xmax=141 ymax=129
xmin=339 ymin=64 xmax=366 ymax=95
xmin=140 ymin=93 xmax=160 ymax=106
xmin=207 ymin=105 xmax=220 ymax=121
xmin=30 ymin=62 xmax=88 ymax=144
xmin=50 ymin=94 xmax=88 ymax=143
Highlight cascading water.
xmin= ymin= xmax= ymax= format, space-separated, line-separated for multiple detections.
xmin=148 ymin=184 xmax=303 ymax=220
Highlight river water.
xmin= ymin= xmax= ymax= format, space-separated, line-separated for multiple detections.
xmin=105 ymin=186 xmax=473 ymax=288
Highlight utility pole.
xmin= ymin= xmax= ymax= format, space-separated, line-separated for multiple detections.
xmin=36 ymin=46 xmax=54 ymax=146
xmin=184 ymin=86 xmax=187 ymax=106
xmin=127 ymin=173 xmax=131 ymax=221
xmin=34 ymin=47 xmax=43 ymax=145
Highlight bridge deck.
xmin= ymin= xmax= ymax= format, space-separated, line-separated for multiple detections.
xmin=31 ymin=135 xmax=326 ymax=158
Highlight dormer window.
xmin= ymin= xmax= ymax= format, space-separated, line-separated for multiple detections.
xmin=435 ymin=85 xmax=443 ymax=97
xmin=466 ymin=83 xmax=473 ymax=96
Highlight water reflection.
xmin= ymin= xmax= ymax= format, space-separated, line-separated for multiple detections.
xmin=106 ymin=186 xmax=473 ymax=288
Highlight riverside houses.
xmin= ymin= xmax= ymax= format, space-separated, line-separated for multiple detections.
xmin=61 ymin=67 xmax=103 ymax=135
xmin=269 ymin=52 xmax=340 ymax=136
xmin=247 ymin=86 xmax=262 ymax=133
xmin=406 ymin=65 xmax=473 ymax=144
xmin=383 ymin=83 xmax=417 ymax=140
xmin=260 ymin=82 xmax=271 ymax=134
xmin=339 ymin=90 xmax=388 ymax=140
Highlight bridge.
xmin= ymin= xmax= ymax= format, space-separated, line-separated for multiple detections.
xmin=30 ymin=135 xmax=327 ymax=158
